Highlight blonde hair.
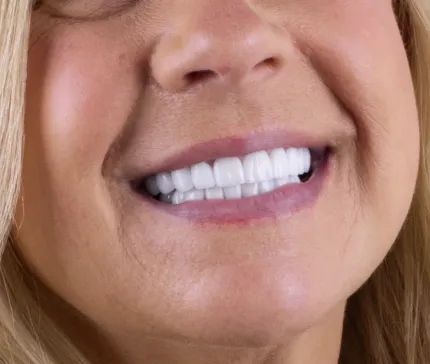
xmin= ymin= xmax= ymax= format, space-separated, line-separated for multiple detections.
xmin=0 ymin=0 xmax=429 ymax=363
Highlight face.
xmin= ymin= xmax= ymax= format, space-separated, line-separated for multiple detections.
xmin=19 ymin=0 xmax=418 ymax=355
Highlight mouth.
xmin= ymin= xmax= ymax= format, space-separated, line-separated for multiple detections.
xmin=133 ymin=146 xmax=329 ymax=204
xmin=129 ymin=132 xmax=332 ymax=222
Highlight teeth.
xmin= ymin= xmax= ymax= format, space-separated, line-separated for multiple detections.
xmin=302 ymin=148 xmax=311 ymax=175
xmin=284 ymin=148 xmax=311 ymax=176
xmin=275 ymin=178 xmax=289 ymax=187
xmin=289 ymin=175 xmax=300 ymax=183
xmin=243 ymin=151 xmax=273 ymax=183
xmin=191 ymin=162 xmax=215 ymax=190
xmin=270 ymin=148 xmax=289 ymax=179
xmin=184 ymin=189 xmax=205 ymax=202
xmin=258 ymin=180 xmax=275 ymax=194
xmin=147 ymin=147 xmax=315 ymax=203
xmin=241 ymin=183 xmax=259 ymax=197
xmin=296 ymin=148 xmax=307 ymax=175
xmin=172 ymin=191 xmax=186 ymax=205
xmin=156 ymin=173 xmax=175 ymax=194
xmin=172 ymin=168 xmax=194 ymax=192
xmin=214 ymin=157 xmax=245 ymax=188
xmin=162 ymin=177 xmax=302 ymax=204
xmin=223 ymin=185 xmax=242 ymax=199
xmin=284 ymin=148 xmax=298 ymax=176
xmin=205 ymin=187 xmax=224 ymax=200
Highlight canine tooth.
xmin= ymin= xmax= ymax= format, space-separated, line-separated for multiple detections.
xmin=285 ymin=148 xmax=301 ymax=176
xmin=259 ymin=180 xmax=275 ymax=193
xmin=297 ymin=148 xmax=305 ymax=174
xmin=214 ymin=157 xmax=245 ymax=187
xmin=243 ymin=151 xmax=273 ymax=183
xmin=156 ymin=173 xmax=175 ymax=194
xmin=302 ymin=148 xmax=311 ymax=174
xmin=270 ymin=148 xmax=289 ymax=179
xmin=191 ymin=162 xmax=215 ymax=190
xmin=241 ymin=183 xmax=259 ymax=197
xmin=223 ymin=185 xmax=241 ymax=199
xmin=172 ymin=168 xmax=193 ymax=192
xmin=205 ymin=187 xmax=224 ymax=200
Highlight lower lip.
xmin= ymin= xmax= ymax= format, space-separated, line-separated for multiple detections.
xmin=135 ymin=156 xmax=331 ymax=224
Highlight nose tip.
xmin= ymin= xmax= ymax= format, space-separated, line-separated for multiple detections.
xmin=150 ymin=6 xmax=292 ymax=92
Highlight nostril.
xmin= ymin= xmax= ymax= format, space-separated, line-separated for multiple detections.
xmin=185 ymin=69 xmax=218 ymax=85
xmin=253 ymin=57 xmax=281 ymax=72
xmin=184 ymin=58 xmax=279 ymax=86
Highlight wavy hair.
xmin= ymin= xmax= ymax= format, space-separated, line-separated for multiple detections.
xmin=0 ymin=0 xmax=429 ymax=363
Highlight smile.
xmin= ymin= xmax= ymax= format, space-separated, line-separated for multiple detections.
xmin=135 ymin=147 xmax=327 ymax=204
xmin=129 ymin=131 xmax=333 ymax=222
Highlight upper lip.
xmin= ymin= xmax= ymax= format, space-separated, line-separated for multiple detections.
xmin=127 ymin=128 xmax=339 ymax=181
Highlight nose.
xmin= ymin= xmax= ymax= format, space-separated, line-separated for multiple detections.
xmin=150 ymin=1 xmax=294 ymax=92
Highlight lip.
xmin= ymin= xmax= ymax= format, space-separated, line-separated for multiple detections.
xmin=132 ymin=151 xmax=331 ymax=224
xmin=128 ymin=129 xmax=336 ymax=180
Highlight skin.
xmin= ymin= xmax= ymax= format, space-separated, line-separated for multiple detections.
xmin=17 ymin=0 xmax=419 ymax=363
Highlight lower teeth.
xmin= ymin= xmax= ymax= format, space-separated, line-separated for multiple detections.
xmin=154 ymin=173 xmax=311 ymax=205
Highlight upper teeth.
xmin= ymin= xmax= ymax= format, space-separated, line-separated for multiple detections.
xmin=144 ymin=147 xmax=311 ymax=196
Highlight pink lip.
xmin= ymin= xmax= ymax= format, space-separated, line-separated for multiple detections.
xmin=134 ymin=153 xmax=331 ymax=224
xmin=129 ymin=129 xmax=332 ymax=180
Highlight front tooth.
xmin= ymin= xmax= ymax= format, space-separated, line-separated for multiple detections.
xmin=241 ymin=183 xmax=259 ymax=197
xmin=205 ymin=187 xmax=224 ymax=200
xmin=243 ymin=151 xmax=274 ymax=183
xmin=213 ymin=157 xmax=245 ymax=187
xmin=270 ymin=148 xmax=289 ymax=179
xmin=144 ymin=175 xmax=160 ymax=196
xmin=223 ymin=185 xmax=241 ymax=199
xmin=259 ymin=180 xmax=275 ymax=193
xmin=172 ymin=191 xmax=186 ymax=204
xmin=285 ymin=148 xmax=301 ymax=176
xmin=191 ymin=162 xmax=215 ymax=190
xmin=184 ymin=189 xmax=205 ymax=202
xmin=156 ymin=173 xmax=175 ymax=194
xmin=172 ymin=168 xmax=193 ymax=192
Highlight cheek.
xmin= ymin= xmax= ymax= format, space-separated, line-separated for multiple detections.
xmin=279 ymin=0 xmax=420 ymax=295
xmin=16 ymin=25 xmax=141 ymax=299
xmin=303 ymin=0 xmax=419 ymax=220
xmin=26 ymin=25 xmax=140 ymax=178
